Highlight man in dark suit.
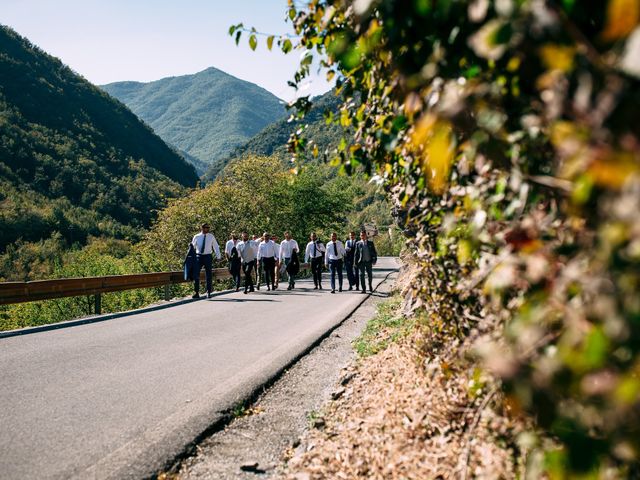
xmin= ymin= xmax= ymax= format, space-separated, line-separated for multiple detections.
xmin=344 ymin=231 xmax=359 ymax=291
xmin=355 ymin=229 xmax=378 ymax=294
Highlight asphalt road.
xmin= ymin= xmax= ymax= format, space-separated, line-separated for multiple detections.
xmin=0 ymin=257 xmax=398 ymax=480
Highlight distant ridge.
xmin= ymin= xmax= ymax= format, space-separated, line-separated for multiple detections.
xmin=102 ymin=67 xmax=286 ymax=174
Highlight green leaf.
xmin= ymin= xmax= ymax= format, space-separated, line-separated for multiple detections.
xmin=266 ymin=35 xmax=274 ymax=51
xmin=282 ymin=39 xmax=293 ymax=54
xmin=249 ymin=34 xmax=257 ymax=51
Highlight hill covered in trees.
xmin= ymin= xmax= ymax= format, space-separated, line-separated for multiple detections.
xmin=101 ymin=67 xmax=286 ymax=175
xmin=203 ymin=90 xmax=343 ymax=180
xmin=0 ymin=25 xmax=198 ymax=280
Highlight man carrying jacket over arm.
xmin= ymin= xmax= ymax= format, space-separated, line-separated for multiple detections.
xmin=191 ymin=223 xmax=221 ymax=298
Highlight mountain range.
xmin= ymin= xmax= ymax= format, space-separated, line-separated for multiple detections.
xmin=101 ymin=68 xmax=286 ymax=174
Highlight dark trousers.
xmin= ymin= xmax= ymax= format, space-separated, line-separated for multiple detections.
xmin=345 ymin=259 xmax=358 ymax=289
xmin=230 ymin=261 xmax=241 ymax=289
xmin=194 ymin=254 xmax=213 ymax=294
xmin=328 ymin=259 xmax=343 ymax=291
xmin=311 ymin=257 xmax=323 ymax=287
xmin=359 ymin=261 xmax=373 ymax=292
xmin=262 ymin=257 xmax=276 ymax=288
xmin=283 ymin=257 xmax=295 ymax=287
xmin=256 ymin=261 xmax=263 ymax=288
xmin=242 ymin=260 xmax=256 ymax=292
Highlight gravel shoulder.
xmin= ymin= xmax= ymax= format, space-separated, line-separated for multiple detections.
xmin=170 ymin=272 xmax=398 ymax=479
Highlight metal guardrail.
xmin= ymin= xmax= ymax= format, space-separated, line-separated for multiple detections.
xmin=0 ymin=269 xmax=232 ymax=314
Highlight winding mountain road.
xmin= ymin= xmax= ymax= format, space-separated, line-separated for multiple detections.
xmin=0 ymin=258 xmax=398 ymax=479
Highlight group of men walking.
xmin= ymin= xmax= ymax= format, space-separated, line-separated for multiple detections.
xmin=187 ymin=225 xmax=378 ymax=298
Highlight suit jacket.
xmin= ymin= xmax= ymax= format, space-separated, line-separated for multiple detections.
xmin=183 ymin=244 xmax=198 ymax=280
xmin=355 ymin=240 xmax=378 ymax=266
xmin=344 ymin=238 xmax=357 ymax=263
xmin=287 ymin=250 xmax=301 ymax=276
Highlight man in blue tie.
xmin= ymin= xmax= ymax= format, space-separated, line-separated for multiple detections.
xmin=344 ymin=231 xmax=359 ymax=291
xmin=191 ymin=223 xmax=221 ymax=298
xmin=325 ymin=232 xmax=346 ymax=293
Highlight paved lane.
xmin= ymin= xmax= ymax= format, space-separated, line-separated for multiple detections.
xmin=0 ymin=258 xmax=398 ymax=479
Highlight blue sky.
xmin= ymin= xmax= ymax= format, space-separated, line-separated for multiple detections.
xmin=0 ymin=0 xmax=331 ymax=101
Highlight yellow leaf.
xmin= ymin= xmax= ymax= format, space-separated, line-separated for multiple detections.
xmin=411 ymin=115 xmax=456 ymax=194
xmin=539 ymin=44 xmax=576 ymax=72
xmin=588 ymin=151 xmax=640 ymax=189
xmin=602 ymin=0 xmax=640 ymax=41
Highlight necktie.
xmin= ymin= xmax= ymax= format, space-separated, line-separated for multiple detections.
xmin=199 ymin=234 xmax=206 ymax=254
xmin=333 ymin=242 xmax=338 ymax=256
xmin=313 ymin=242 xmax=317 ymax=257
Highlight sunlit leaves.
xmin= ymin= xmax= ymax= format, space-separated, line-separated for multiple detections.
xmin=601 ymin=0 xmax=640 ymax=41
xmin=539 ymin=44 xmax=576 ymax=73
xmin=282 ymin=38 xmax=293 ymax=54
xmin=411 ymin=115 xmax=456 ymax=194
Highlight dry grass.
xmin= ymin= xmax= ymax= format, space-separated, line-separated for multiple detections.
xmin=278 ymin=287 xmax=534 ymax=479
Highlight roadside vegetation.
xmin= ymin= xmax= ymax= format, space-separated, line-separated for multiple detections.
xmin=236 ymin=0 xmax=640 ymax=476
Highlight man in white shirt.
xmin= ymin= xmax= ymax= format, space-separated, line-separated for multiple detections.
xmin=279 ymin=231 xmax=300 ymax=290
xmin=257 ymin=232 xmax=279 ymax=291
xmin=237 ymin=231 xmax=258 ymax=294
xmin=255 ymin=233 xmax=264 ymax=290
xmin=191 ymin=223 xmax=221 ymax=298
xmin=225 ymin=233 xmax=241 ymax=291
xmin=225 ymin=233 xmax=238 ymax=260
xmin=272 ymin=234 xmax=281 ymax=288
xmin=325 ymin=232 xmax=347 ymax=293
xmin=305 ymin=232 xmax=326 ymax=290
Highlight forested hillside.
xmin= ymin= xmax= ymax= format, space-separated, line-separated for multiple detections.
xmin=102 ymin=67 xmax=285 ymax=174
xmin=203 ymin=90 xmax=343 ymax=180
xmin=0 ymin=25 xmax=198 ymax=280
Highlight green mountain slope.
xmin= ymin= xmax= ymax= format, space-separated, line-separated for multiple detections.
xmin=0 ymin=25 xmax=198 ymax=258
xmin=203 ymin=90 xmax=343 ymax=180
xmin=101 ymin=67 xmax=286 ymax=174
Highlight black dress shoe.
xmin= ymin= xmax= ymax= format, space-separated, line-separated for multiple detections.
xmin=243 ymin=290 xmax=248 ymax=294
xmin=319 ymin=285 xmax=323 ymax=290
xmin=287 ymin=286 xmax=292 ymax=290
xmin=207 ymin=292 xmax=213 ymax=298
xmin=331 ymin=290 xmax=335 ymax=294
xmin=348 ymin=286 xmax=353 ymax=291
xmin=192 ymin=293 xmax=200 ymax=299
xmin=314 ymin=285 xmax=318 ymax=290
xmin=267 ymin=286 xmax=271 ymax=291
xmin=361 ymin=290 xmax=367 ymax=294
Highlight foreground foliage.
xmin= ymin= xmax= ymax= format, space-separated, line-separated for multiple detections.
xmin=237 ymin=0 xmax=640 ymax=476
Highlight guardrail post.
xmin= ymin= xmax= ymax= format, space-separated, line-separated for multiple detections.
xmin=95 ymin=293 xmax=101 ymax=315
xmin=164 ymin=284 xmax=171 ymax=301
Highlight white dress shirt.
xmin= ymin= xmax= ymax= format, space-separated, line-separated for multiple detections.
xmin=237 ymin=240 xmax=258 ymax=262
xmin=257 ymin=240 xmax=279 ymax=260
xmin=191 ymin=232 xmax=221 ymax=258
xmin=279 ymin=239 xmax=300 ymax=259
xmin=225 ymin=239 xmax=237 ymax=257
xmin=325 ymin=240 xmax=347 ymax=265
xmin=305 ymin=241 xmax=326 ymax=263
